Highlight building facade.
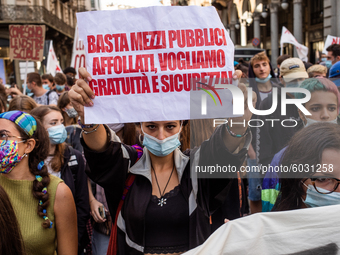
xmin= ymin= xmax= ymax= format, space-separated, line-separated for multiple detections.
xmin=212 ymin=0 xmax=340 ymax=65
xmin=0 ymin=0 xmax=91 ymax=85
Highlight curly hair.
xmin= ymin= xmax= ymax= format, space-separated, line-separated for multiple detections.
xmin=14 ymin=114 xmax=52 ymax=228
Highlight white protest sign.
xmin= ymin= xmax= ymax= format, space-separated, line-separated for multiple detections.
xmin=322 ymin=35 xmax=340 ymax=54
xmin=46 ymin=41 xmax=63 ymax=76
xmin=70 ymin=25 xmax=86 ymax=79
xmin=280 ymin=26 xmax=308 ymax=62
xmin=77 ymin=6 xmax=235 ymax=124
xmin=184 ymin=205 xmax=340 ymax=255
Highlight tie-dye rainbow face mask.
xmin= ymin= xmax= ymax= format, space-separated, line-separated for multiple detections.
xmin=0 ymin=140 xmax=25 ymax=174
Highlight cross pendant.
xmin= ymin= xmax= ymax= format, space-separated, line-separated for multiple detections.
xmin=158 ymin=197 xmax=167 ymax=207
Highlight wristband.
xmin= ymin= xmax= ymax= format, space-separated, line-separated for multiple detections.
xmin=82 ymin=124 xmax=100 ymax=135
xmin=78 ymin=118 xmax=95 ymax=129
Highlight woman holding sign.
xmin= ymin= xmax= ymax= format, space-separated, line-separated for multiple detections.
xmin=69 ymin=68 xmax=254 ymax=255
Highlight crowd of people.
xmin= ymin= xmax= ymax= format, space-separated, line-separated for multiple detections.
xmin=0 ymin=44 xmax=339 ymax=255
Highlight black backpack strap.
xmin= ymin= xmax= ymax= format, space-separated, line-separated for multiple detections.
xmin=67 ymin=146 xmax=78 ymax=183
xmin=46 ymin=90 xmax=54 ymax=105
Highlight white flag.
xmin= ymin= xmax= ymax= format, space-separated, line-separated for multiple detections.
xmin=46 ymin=41 xmax=63 ymax=76
xmin=70 ymin=25 xmax=86 ymax=79
xmin=322 ymin=35 xmax=340 ymax=54
xmin=280 ymin=26 xmax=308 ymax=62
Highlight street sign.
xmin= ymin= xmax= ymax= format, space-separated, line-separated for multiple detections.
xmin=252 ymin=37 xmax=260 ymax=47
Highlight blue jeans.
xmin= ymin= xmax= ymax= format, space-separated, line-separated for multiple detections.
xmin=247 ymin=158 xmax=262 ymax=201
xmin=92 ymin=229 xmax=110 ymax=255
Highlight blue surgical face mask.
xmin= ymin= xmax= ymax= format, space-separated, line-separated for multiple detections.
xmin=303 ymin=184 xmax=340 ymax=207
xmin=56 ymin=85 xmax=65 ymax=91
xmin=255 ymin=74 xmax=272 ymax=84
xmin=25 ymin=87 xmax=31 ymax=94
xmin=142 ymin=126 xmax=181 ymax=157
xmin=321 ymin=58 xmax=327 ymax=62
xmin=43 ymin=84 xmax=50 ymax=91
xmin=47 ymin=124 xmax=67 ymax=144
xmin=325 ymin=60 xmax=333 ymax=69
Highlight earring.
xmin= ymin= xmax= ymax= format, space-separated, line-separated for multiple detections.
xmin=139 ymin=133 xmax=143 ymax=144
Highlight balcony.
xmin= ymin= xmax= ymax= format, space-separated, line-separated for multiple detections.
xmin=0 ymin=5 xmax=75 ymax=38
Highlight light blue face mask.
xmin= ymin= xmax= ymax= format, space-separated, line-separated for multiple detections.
xmin=303 ymin=184 xmax=340 ymax=207
xmin=47 ymin=124 xmax=67 ymax=144
xmin=56 ymin=85 xmax=65 ymax=91
xmin=321 ymin=58 xmax=327 ymax=62
xmin=255 ymin=74 xmax=272 ymax=84
xmin=325 ymin=60 xmax=333 ymax=69
xmin=25 ymin=87 xmax=31 ymax=94
xmin=142 ymin=126 xmax=181 ymax=157
xmin=43 ymin=84 xmax=50 ymax=91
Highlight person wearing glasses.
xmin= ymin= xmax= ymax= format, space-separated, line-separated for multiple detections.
xmin=272 ymin=122 xmax=340 ymax=211
xmin=0 ymin=110 xmax=77 ymax=255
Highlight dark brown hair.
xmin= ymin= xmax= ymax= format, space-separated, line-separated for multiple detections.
xmin=41 ymin=74 xmax=54 ymax=83
xmin=235 ymin=64 xmax=249 ymax=78
xmin=27 ymin=72 xmax=42 ymax=87
xmin=8 ymin=95 xmax=37 ymax=113
xmin=122 ymin=123 xmax=137 ymax=145
xmin=0 ymin=185 xmax=26 ymax=254
xmin=0 ymin=95 xmax=7 ymax=114
xmin=54 ymin=73 xmax=66 ymax=86
xmin=273 ymin=122 xmax=340 ymax=211
xmin=57 ymin=92 xmax=76 ymax=125
xmin=326 ymin=44 xmax=340 ymax=58
xmin=180 ymin=120 xmax=190 ymax=152
xmin=30 ymin=106 xmax=66 ymax=173
xmin=277 ymin=54 xmax=291 ymax=66
xmin=190 ymin=119 xmax=214 ymax=148
xmin=0 ymin=84 xmax=7 ymax=105
xmin=15 ymin=114 xmax=52 ymax=228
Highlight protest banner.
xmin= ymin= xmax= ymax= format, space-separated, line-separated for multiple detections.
xmin=71 ymin=25 xmax=86 ymax=79
xmin=280 ymin=26 xmax=308 ymax=62
xmin=9 ymin=25 xmax=45 ymax=62
xmin=183 ymin=205 xmax=340 ymax=254
xmin=77 ymin=6 xmax=235 ymax=124
xmin=9 ymin=25 xmax=46 ymax=94
xmin=46 ymin=41 xmax=63 ymax=76
xmin=322 ymin=35 xmax=340 ymax=54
